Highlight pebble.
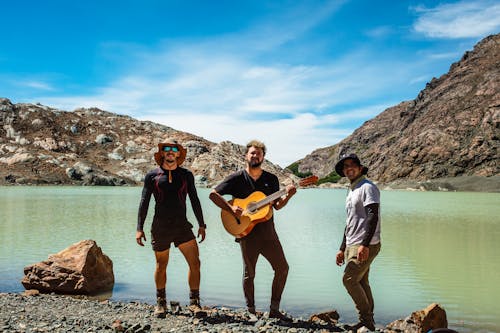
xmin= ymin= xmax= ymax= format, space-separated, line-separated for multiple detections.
xmin=0 ymin=292 xmax=388 ymax=332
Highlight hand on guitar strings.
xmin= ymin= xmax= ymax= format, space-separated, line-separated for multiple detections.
xmin=231 ymin=204 xmax=244 ymax=218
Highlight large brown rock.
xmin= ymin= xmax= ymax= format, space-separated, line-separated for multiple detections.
xmin=386 ymin=303 xmax=448 ymax=333
xmin=21 ymin=240 xmax=114 ymax=294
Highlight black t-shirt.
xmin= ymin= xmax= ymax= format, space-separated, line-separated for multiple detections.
xmin=137 ymin=167 xmax=205 ymax=232
xmin=215 ymin=169 xmax=280 ymax=241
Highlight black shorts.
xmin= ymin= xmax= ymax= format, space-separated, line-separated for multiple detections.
xmin=151 ymin=225 xmax=195 ymax=252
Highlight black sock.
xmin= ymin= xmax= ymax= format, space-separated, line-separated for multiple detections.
xmin=156 ymin=288 xmax=166 ymax=299
xmin=190 ymin=289 xmax=199 ymax=299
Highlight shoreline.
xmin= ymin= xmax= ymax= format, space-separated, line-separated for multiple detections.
xmin=319 ymin=175 xmax=500 ymax=193
xmin=1 ymin=174 xmax=498 ymax=193
xmin=1 ymin=291 xmax=381 ymax=332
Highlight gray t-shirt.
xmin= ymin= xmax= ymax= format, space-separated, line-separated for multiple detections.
xmin=345 ymin=178 xmax=381 ymax=246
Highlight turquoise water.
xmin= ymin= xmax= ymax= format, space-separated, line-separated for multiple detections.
xmin=1 ymin=186 xmax=499 ymax=332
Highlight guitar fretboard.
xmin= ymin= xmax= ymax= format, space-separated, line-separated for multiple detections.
xmin=249 ymin=188 xmax=287 ymax=212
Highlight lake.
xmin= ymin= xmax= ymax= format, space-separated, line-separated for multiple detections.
xmin=1 ymin=186 xmax=499 ymax=332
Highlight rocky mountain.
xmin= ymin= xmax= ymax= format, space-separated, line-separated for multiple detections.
xmin=2 ymin=34 xmax=498 ymax=191
xmin=0 ymin=99 xmax=295 ymax=187
xmin=294 ymin=33 xmax=499 ymax=192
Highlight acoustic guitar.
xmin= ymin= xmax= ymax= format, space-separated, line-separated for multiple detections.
xmin=221 ymin=175 xmax=318 ymax=238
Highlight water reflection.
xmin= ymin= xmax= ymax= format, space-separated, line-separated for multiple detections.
xmin=0 ymin=187 xmax=499 ymax=332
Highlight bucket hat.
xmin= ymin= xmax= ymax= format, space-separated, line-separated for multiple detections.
xmin=154 ymin=138 xmax=187 ymax=166
xmin=335 ymin=153 xmax=368 ymax=177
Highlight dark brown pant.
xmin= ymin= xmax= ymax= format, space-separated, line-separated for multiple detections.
xmin=239 ymin=238 xmax=289 ymax=310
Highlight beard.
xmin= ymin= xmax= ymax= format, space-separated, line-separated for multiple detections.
xmin=164 ymin=154 xmax=176 ymax=164
xmin=248 ymin=159 xmax=263 ymax=168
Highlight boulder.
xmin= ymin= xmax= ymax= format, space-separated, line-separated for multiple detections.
xmin=386 ymin=303 xmax=448 ymax=333
xmin=0 ymin=152 xmax=35 ymax=165
xmin=95 ymin=134 xmax=113 ymax=144
xmin=21 ymin=240 xmax=114 ymax=295
xmin=65 ymin=162 xmax=128 ymax=185
xmin=95 ymin=134 xmax=113 ymax=145
xmin=66 ymin=161 xmax=93 ymax=181
xmin=82 ymin=173 xmax=126 ymax=186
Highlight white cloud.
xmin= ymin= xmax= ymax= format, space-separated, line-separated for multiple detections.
xmin=29 ymin=82 xmax=53 ymax=91
xmin=26 ymin=1 xmax=442 ymax=167
xmin=413 ymin=0 xmax=500 ymax=38
xmin=144 ymin=111 xmax=353 ymax=168
xmin=34 ymin=44 xmax=421 ymax=166
xmin=17 ymin=80 xmax=55 ymax=91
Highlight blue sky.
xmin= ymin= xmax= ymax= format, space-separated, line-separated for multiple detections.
xmin=1 ymin=0 xmax=499 ymax=167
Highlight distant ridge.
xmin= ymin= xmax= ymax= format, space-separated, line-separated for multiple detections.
xmin=1 ymin=34 xmax=498 ymax=191
xmin=0 ymin=99 xmax=293 ymax=186
xmin=293 ymin=33 xmax=499 ymax=192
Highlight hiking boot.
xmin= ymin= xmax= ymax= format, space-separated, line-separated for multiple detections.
xmin=247 ymin=307 xmax=262 ymax=322
xmin=349 ymin=320 xmax=376 ymax=332
xmin=269 ymin=309 xmax=293 ymax=322
xmin=361 ymin=318 xmax=376 ymax=331
xmin=188 ymin=298 xmax=208 ymax=318
xmin=154 ymin=297 xmax=167 ymax=318
xmin=188 ymin=297 xmax=202 ymax=311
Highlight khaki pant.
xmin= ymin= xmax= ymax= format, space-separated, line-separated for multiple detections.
xmin=343 ymin=243 xmax=381 ymax=323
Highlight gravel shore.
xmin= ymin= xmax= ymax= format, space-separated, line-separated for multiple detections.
xmin=0 ymin=292 xmax=381 ymax=333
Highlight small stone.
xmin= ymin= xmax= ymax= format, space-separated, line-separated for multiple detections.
xmin=112 ymin=319 xmax=124 ymax=332
xmin=309 ymin=310 xmax=339 ymax=324
xmin=23 ymin=289 xmax=40 ymax=297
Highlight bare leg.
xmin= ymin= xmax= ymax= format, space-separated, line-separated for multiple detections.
xmin=154 ymin=248 xmax=170 ymax=290
xmin=178 ymin=238 xmax=201 ymax=290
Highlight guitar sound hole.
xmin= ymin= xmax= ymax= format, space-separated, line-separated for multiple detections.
xmin=247 ymin=202 xmax=258 ymax=214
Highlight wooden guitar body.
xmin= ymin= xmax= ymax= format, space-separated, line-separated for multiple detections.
xmin=220 ymin=175 xmax=318 ymax=238
xmin=221 ymin=191 xmax=274 ymax=238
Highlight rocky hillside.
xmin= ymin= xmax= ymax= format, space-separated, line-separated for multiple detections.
xmin=0 ymin=99 xmax=294 ymax=187
xmin=294 ymin=33 xmax=499 ymax=191
xmin=2 ymin=34 xmax=498 ymax=191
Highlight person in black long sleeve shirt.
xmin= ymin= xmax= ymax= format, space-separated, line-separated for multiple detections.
xmin=334 ymin=154 xmax=381 ymax=331
xmin=136 ymin=139 xmax=206 ymax=317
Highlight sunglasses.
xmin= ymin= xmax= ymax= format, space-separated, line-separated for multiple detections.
xmin=162 ymin=146 xmax=179 ymax=152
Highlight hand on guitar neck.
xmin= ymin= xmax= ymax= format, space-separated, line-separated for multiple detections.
xmin=220 ymin=175 xmax=317 ymax=238
xmin=273 ymin=184 xmax=297 ymax=211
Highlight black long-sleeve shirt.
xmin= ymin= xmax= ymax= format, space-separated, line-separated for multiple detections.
xmin=137 ymin=167 xmax=205 ymax=232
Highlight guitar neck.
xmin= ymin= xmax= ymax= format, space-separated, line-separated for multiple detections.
xmin=254 ymin=188 xmax=287 ymax=210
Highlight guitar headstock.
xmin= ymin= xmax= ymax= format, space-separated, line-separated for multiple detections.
xmin=298 ymin=175 xmax=318 ymax=187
